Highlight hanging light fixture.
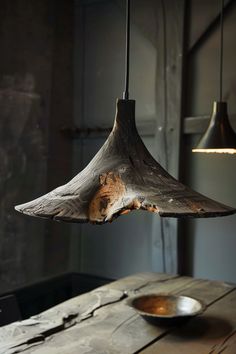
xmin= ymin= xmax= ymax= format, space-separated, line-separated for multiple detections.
xmin=15 ymin=0 xmax=236 ymax=223
xmin=192 ymin=0 xmax=236 ymax=154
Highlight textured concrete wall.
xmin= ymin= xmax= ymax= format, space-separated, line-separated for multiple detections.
xmin=0 ymin=0 xmax=74 ymax=293
xmin=0 ymin=0 xmax=52 ymax=293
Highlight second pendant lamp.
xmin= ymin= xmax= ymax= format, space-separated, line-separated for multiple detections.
xmin=15 ymin=0 xmax=236 ymax=224
xmin=192 ymin=0 xmax=236 ymax=154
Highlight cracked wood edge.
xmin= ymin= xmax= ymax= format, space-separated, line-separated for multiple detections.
xmin=2 ymin=274 xmax=235 ymax=354
xmin=0 ymin=288 xmax=124 ymax=353
xmin=140 ymin=289 xmax=236 ymax=354
xmin=0 ymin=273 xmax=174 ymax=353
xmin=17 ymin=278 xmax=235 ymax=354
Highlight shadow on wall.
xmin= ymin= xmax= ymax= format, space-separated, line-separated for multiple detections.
xmin=0 ymin=74 xmax=47 ymax=293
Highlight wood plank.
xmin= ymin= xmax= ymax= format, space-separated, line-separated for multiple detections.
xmin=140 ymin=289 xmax=236 ymax=354
xmin=105 ymin=272 xmax=177 ymax=292
xmin=61 ymin=119 xmax=156 ymax=139
xmin=0 ymin=287 xmax=124 ymax=354
xmin=174 ymin=278 xmax=234 ymax=303
xmin=212 ymin=331 xmax=236 ymax=354
xmin=1 ymin=274 xmax=234 ymax=354
xmin=151 ymin=0 xmax=185 ymax=274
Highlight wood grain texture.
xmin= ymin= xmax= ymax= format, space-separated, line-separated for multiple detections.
xmin=0 ymin=273 xmax=235 ymax=354
xmin=15 ymin=99 xmax=236 ymax=224
xmin=140 ymin=289 xmax=236 ymax=354
xmin=0 ymin=273 xmax=173 ymax=354
xmin=150 ymin=0 xmax=186 ymax=274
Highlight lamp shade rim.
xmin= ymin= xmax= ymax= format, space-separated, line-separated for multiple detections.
xmin=193 ymin=101 xmax=236 ymax=153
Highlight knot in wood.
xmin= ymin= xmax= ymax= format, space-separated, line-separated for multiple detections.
xmin=88 ymin=172 xmax=126 ymax=223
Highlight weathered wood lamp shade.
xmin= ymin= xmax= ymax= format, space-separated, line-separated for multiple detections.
xmin=15 ymin=0 xmax=236 ymax=224
xmin=15 ymin=98 xmax=236 ymax=223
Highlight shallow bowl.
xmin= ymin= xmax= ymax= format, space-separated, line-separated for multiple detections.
xmin=127 ymin=294 xmax=205 ymax=325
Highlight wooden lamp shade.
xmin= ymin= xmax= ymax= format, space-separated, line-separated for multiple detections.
xmin=15 ymin=99 xmax=236 ymax=224
xmin=14 ymin=0 xmax=236 ymax=224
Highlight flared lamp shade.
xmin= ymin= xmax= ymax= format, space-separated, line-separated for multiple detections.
xmin=15 ymin=99 xmax=236 ymax=224
xmin=192 ymin=101 xmax=236 ymax=154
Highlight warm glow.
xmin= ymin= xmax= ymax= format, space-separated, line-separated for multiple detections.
xmin=192 ymin=148 xmax=236 ymax=154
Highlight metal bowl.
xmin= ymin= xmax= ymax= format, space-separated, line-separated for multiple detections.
xmin=127 ymin=294 xmax=205 ymax=325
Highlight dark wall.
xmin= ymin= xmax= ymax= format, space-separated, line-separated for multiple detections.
xmin=0 ymin=0 xmax=74 ymax=293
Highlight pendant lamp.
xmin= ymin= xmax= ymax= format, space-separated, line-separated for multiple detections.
xmin=192 ymin=0 xmax=236 ymax=154
xmin=15 ymin=0 xmax=236 ymax=224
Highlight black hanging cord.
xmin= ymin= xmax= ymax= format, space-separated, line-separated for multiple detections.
xmin=123 ymin=0 xmax=130 ymax=100
xmin=219 ymin=0 xmax=224 ymax=101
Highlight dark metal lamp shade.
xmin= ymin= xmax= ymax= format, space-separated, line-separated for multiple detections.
xmin=15 ymin=99 xmax=236 ymax=224
xmin=192 ymin=102 xmax=236 ymax=154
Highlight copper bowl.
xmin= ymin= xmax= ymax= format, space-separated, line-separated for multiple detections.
xmin=127 ymin=294 xmax=205 ymax=325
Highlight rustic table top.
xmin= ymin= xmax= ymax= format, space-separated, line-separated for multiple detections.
xmin=1 ymin=272 xmax=236 ymax=354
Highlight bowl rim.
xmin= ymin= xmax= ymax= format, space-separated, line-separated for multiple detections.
xmin=126 ymin=293 xmax=206 ymax=318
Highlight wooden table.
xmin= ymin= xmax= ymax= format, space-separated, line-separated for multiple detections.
xmin=1 ymin=272 xmax=236 ymax=354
